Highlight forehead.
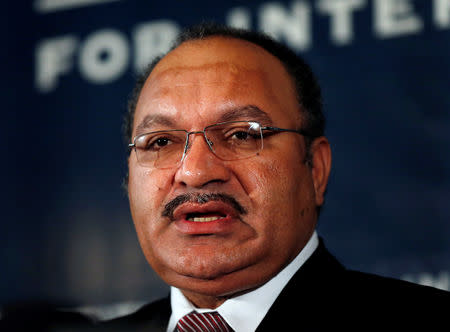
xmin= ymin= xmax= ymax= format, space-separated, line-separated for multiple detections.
xmin=134 ymin=37 xmax=300 ymax=132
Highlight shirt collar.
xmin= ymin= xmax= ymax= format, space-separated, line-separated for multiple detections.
xmin=167 ymin=231 xmax=319 ymax=332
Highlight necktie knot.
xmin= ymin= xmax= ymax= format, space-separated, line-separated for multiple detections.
xmin=176 ymin=311 xmax=233 ymax=332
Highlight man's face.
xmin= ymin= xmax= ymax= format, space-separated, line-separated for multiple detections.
xmin=128 ymin=37 xmax=330 ymax=307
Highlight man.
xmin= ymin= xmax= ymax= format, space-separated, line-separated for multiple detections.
xmin=101 ymin=23 xmax=449 ymax=331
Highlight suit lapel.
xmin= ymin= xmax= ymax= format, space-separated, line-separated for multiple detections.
xmin=256 ymin=239 xmax=345 ymax=331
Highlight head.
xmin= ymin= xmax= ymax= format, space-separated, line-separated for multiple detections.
xmin=125 ymin=23 xmax=331 ymax=308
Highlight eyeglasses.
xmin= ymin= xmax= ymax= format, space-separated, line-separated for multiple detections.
xmin=129 ymin=120 xmax=311 ymax=169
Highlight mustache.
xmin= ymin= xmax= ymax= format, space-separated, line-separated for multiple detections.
xmin=162 ymin=193 xmax=247 ymax=220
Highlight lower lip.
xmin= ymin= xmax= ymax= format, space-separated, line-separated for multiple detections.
xmin=173 ymin=216 xmax=237 ymax=235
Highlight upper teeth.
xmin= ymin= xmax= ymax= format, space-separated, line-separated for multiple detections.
xmin=188 ymin=216 xmax=223 ymax=222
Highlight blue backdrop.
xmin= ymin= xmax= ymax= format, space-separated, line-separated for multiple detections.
xmin=3 ymin=0 xmax=449 ymax=309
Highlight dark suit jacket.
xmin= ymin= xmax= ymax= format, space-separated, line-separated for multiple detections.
xmin=97 ymin=240 xmax=449 ymax=331
xmin=0 ymin=302 xmax=96 ymax=332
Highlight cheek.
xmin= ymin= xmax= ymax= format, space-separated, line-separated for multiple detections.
xmin=237 ymin=154 xmax=315 ymax=234
xmin=241 ymin=158 xmax=305 ymax=206
xmin=232 ymin=157 xmax=316 ymax=270
xmin=128 ymin=165 xmax=178 ymax=268
xmin=128 ymin=166 xmax=172 ymax=233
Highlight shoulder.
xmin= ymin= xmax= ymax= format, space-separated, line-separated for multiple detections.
xmin=310 ymin=241 xmax=449 ymax=303
xmin=95 ymin=297 xmax=170 ymax=332
xmin=0 ymin=302 xmax=96 ymax=331
xmin=345 ymin=269 xmax=447 ymax=296
xmin=259 ymin=242 xmax=449 ymax=330
xmin=338 ymin=270 xmax=449 ymax=328
xmin=341 ymin=269 xmax=449 ymax=306
xmin=307 ymin=238 xmax=448 ymax=298
xmin=315 ymin=243 xmax=449 ymax=323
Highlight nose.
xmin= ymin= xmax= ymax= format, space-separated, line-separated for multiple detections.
xmin=174 ymin=133 xmax=231 ymax=188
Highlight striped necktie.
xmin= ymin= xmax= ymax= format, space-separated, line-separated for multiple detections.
xmin=175 ymin=311 xmax=233 ymax=332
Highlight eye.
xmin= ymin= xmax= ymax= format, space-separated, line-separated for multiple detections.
xmin=135 ymin=133 xmax=180 ymax=151
xmin=229 ymin=129 xmax=261 ymax=142
xmin=146 ymin=136 xmax=173 ymax=150
xmin=232 ymin=131 xmax=250 ymax=140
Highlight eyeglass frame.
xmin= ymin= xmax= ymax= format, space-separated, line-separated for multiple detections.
xmin=128 ymin=120 xmax=313 ymax=167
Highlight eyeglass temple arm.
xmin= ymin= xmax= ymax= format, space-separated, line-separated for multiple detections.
xmin=261 ymin=126 xmax=311 ymax=137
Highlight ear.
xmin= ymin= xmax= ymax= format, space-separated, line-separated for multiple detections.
xmin=124 ymin=155 xmax=131 ymax=196
xmin=309 ymin=137 xmax=332 ymax=207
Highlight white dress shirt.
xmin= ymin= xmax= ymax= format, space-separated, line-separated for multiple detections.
xmin=167 ymin=231 xmax=319 ymax=332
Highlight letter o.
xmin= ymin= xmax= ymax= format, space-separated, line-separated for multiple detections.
xmin=79 ymin=29 xmax=129 ymax=84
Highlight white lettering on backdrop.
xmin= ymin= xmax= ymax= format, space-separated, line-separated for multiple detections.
xmin=34 ymin=0 xmax=449 ymax=93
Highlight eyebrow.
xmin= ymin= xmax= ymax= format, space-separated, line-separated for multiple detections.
xmin=217 ymin=105 xmax=273 ymax=125
xmin=135 ymin=114 xmax=176 ymax=136
xmin=134 ymin=105 xmax=273 ymax=136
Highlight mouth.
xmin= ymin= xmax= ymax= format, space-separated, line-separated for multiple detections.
xmin=175 ymin=202 xmax=234 ymax=222
xmin=162 ymin=192 xmax=247 ymax=221
xmin=171 ymin=201 xmax=241 ymax=235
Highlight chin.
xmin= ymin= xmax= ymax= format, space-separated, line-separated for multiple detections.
xmin=165 ymin=261 xmax=276 ymax=299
